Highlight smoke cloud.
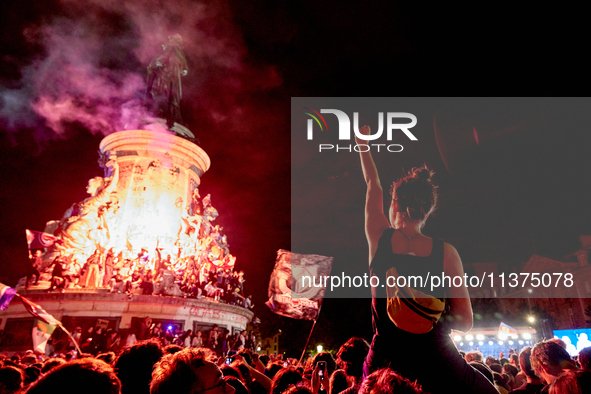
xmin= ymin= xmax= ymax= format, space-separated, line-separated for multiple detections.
xmin=0 ymin=0 xmax=282 ymax=139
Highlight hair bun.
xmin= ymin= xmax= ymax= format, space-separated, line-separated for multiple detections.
xmin=416 ymin=168 xmax=432 ymax=182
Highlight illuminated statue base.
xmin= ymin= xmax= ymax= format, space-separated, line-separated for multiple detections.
xmin=3 ymin=129 xmax=251 ymax=352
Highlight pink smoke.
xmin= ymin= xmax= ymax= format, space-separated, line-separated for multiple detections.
xmin=2 ymin=0 xmax=282 ymax=140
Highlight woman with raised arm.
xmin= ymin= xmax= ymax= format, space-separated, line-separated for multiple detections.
xmin=357 ymin=125 xmax=498 ymax=394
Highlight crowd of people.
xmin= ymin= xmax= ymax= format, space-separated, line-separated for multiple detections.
xmin=462 ymin=338 xmax=591 ymax=393
xmin=0 ymin=333 xmax=422 ymax=394
xmin=8 ymin=126 xmax=591 ymax=394
xmin=37 ymin=317 xmax=260 ymax=359
xmin=4 ymin=334 xmax=591 ymax=394
xmin=25 ymin=247 xmax=252 ymax=307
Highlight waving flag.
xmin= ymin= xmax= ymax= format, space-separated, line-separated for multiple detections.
xmin=266 ymin=249 xmax=333 ymax=321
xmin=19 ymin=295 xmax=61 ymax=326
xmin=25 ymin=229 xmax=57 ymax=250
xmin=32 ymin=319 xmax=57 ymax=354
xmin=499 ymin=322 xmax=519 ymax=335
xmin=16 ymin=295 xmax=83 ymax=354
xmin=0 ymin=283 xmax=17 ymax=310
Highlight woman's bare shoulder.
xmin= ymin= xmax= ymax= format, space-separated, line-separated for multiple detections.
xmin=443 ymin=242 xmax=463 ymax=273
xmin=443 ymin=242 xmax=460 ymax=257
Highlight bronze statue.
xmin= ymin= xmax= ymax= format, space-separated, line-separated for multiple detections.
xmin=145 ymin=34 xmax=188 ymax=128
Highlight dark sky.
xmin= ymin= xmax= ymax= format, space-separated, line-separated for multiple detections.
xmin=1 ymin=0 xmax=590 ymax=355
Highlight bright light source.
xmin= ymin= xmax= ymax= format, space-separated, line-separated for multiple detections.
xmin=469 ymin=341 xmax=474 ymax=346
xmin=498 ymin=341 xmax=504 ymax=345
xmin=454 ymin=335 xmax=462 ymax=342
xmin=460 ymin=342 xmax=464 ymax=346
xmin=528 ymin=289 xmax=533 ymax=294
xmin=528 ymin=316 xmax=535 ymax=323
xmin=317 ymin=345 xmax=323 ymax=353
xmin=466 ymin=335 xmax=474 ymax=341
xmin=509 ymin=341 xmax=514 ymax=345
xmin=523 ymin=333 xmax=532 ymax=339
xmin=479 ymin=341 xmax=484 ymax=346
xmin=257 ymin=347 xmax=261 ymax=352
xmin=488 ymin=341 xmax=494 ymax=346
xmin=518 ymin=340 xmax=524 ymax=345
xmin=476 ymin=334 xmax=484 ymax=340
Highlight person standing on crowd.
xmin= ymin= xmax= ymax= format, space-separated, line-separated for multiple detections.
xmin=151 ymin=322 xmax=162 ymax=339
xmin=125 ymin=330 xmax=138 ymax=348
xmin=335 ymin=337 xmax=369 ymax=394
xmin=69 ymin=326 xmax=82 ymax=351
xmin=90 ymin=327 xmax=106 ymax=355
xmin=182 ymin=330 xmax=193 ymax=348
xmin=530 ymin=340 xmax=578 ymax=389
xmin=245 ymin=331 xmax=254 ymax=351
xmin=48 ymin=252 xmax=67 ymax=291
xmin=140 ymin=317 xmax=153 ymax=340
xmin=510 ymin=346 xmax=545 ymax=394
xmin=140 ymin=270 xmax=154 ymax=295
xmin=150 ymin=348 xmax=236 ymax=394
xmin=356 ymin=125 xmax=497 ymax=394
xmin=236 ymin=331 xmax=246 ymax=350
xmin=192 ymin=330 xmax=203 ymax=347
xmin=106 ymin=329 xmax=121 ymax=353
xmin=110 ymin=269 xmax=124 ymax=293
xmin=579 ymin=346 xmax=591 ymax=371
xmin=549 ymin=369 xmax=591 ymax=394
xmin=208 ymin=326 xmax=219 ymax=352
xmin=84 ymin=249 xmax=101 ymax=288
xmin=102 ymin=248 xmax=115 ymax=288
xmin=80 ymin=326 xmax=94 ymax=353
xmin=26 ymin=250 xmax=43 ymax=288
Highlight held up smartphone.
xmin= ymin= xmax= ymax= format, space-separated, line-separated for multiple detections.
xmin=318 ymin=361 xmax=326 ymax=378
xmin=226 ymin=350 xmax=237 ymax=365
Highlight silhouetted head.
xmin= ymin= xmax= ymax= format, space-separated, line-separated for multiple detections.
xmin=389 ymin=165 xmax=437 ymax=228
xmin=26 ymin=359 xmax=120 ymax=394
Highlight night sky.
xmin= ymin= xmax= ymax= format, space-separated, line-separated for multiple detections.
xmin=1 ymin=0 xmax=590 ymax=356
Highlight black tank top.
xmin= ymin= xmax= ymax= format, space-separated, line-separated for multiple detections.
xmin=369 ymin=228 xmax=449 ymax=338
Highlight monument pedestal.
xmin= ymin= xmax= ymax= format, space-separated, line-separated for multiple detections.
xmin=0 ymin=290 xmax=252 ymax=351
xmin=98 ymin=129 xmax=210 ymax=255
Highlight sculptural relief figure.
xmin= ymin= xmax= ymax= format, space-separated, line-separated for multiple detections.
xmin=145 ymin=34 xmax=188 ymax=128
xmin=147 ymin=159 xmax=180 ymax=190
xmin=57 ymin=158 xmax=120 ymax=262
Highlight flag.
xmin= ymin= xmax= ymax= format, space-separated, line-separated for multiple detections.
xmin=499 ymin=322 xmax=519 ymax=335
xmin=32 ymin=319 xmax=57 ymax=354
xmin=19 ymin=295 xmax=83 ymax=355
xmin=25 ymin=229 xmax=57 ymax=250
xmin=19 ymin=295 xmax=62 ymax=326
xmin=0 ymin=283 xmax=17 ymax=310
xmin=265 ymin=249 xmax=333 ymax=321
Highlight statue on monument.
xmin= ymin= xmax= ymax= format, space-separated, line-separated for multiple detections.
xmin=145 ymin=34 xmax=188 ymax=130
xmin=56 ymin=156 xmax=120 ymax=262
xmin=20 ymin=34 xmax=244 ymax=301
